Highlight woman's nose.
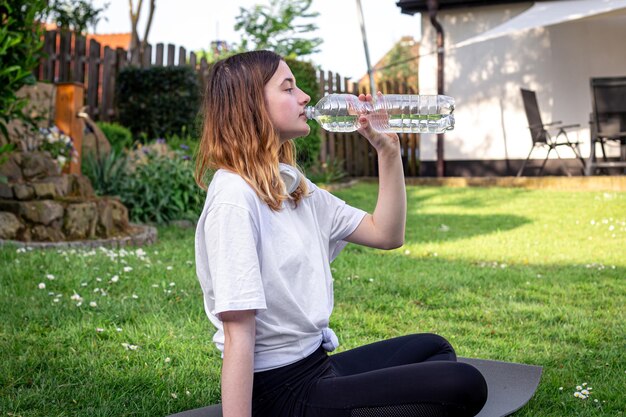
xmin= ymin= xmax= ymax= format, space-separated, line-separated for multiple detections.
xmin=301 ymin=91 xmax=310 ymax=105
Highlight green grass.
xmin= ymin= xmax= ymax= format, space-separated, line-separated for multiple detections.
xmin=1 ymin=184 xmax=625 ymax=416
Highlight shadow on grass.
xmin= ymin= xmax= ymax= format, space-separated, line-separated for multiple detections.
xmin=404 ymin=213 xmax=531 ymax=244
xmin=335 ymin=183 xmax=532 ymax=211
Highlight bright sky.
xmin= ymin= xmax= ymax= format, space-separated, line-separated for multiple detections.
xmin=91 ymin=0 xmax=422 ymax=80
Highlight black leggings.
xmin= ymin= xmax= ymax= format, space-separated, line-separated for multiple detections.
xmin=252 ymin=333 xmax=488 ymax=417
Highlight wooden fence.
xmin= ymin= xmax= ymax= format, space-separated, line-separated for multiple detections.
xmin=36 ymin=29 xmax=420 ymax=177
xmin=316 ymin=71 xmax=420 ymax=177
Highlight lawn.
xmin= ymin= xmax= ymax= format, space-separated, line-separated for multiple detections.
xmin=1 ymin=184 xmax=624 ymax=417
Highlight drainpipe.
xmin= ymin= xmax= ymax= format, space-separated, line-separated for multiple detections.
xmin=427 ymin=0 xmax=445 ymax=177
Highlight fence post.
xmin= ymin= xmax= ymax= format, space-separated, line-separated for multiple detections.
xmin=42 ymin=30 xmax=58 ymax=82
xmin=87 ymin=39 xmax=101 ymax=120
xmin=142 ymin=44 xmax=152 ymax=68
xmin=155 ymin=43 xmax=164 ymax=66
xmin=179 ymin=46 xmax=187 ymax=66
xmin=167 ymin=44 xmax=175 ymax=66
xmin=55 ymin=82 xmax=84 ymax=174
xmin=73 ymin=34 xmax=87 ymax=83
xmin=57 ymin=31 xmax=72 ymax=82
xmin=100 ymin=46 xmax=115 ymax=121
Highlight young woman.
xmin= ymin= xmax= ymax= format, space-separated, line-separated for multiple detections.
xmin=195 ymin=50 xmax=487 ymax=417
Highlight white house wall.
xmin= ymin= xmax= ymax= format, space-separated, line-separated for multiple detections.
xmin=418 ymin=3 xmax=626 ymax=162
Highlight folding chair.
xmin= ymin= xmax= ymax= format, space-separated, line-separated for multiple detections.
xmin=517 ymin=88 xmax=585 ymax=177
xmin=586 ymin=77 xmax=626 ymax=175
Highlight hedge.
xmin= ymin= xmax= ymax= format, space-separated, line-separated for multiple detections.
xmin=115 ymin=66 xmax=201 ymax=141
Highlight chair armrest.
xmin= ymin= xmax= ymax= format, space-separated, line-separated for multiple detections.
xmin=557 ymin=124 xmax=580 ymax=130
xmin=597 ymin=131 xmax=626 ymax=141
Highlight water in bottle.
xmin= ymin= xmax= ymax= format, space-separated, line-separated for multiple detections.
xmin=304 ymin=94 xmax=455 ymax=134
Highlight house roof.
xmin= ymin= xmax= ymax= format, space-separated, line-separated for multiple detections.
xmin=87 ymin=33 xmax=132 ymax=50
xmin=396 ymin=0 xmax=554 ymax=14
xmin=43 ymin=23 xmax=131 ymax=50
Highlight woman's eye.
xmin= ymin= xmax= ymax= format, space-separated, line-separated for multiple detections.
xmin=286 ymin=88 xmax=294 ymax=93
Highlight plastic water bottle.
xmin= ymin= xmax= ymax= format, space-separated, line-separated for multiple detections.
xmin=304 ymin=94 xmax=455 ymax=134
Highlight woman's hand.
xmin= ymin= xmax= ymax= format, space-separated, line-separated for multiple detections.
xmin=356 ymin=92 xmax=401 ymax=156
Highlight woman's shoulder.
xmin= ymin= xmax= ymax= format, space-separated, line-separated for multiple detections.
xmin=208 ymin=169 xmax=259 ymax=209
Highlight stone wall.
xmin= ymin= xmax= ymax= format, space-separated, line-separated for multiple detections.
xmin=0 ymin=151 xmax=131 ymax=242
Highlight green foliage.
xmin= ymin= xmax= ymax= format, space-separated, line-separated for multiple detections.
xmin=379 ymin=39 xmax=418 ymax=82
xmin=97 ymin=121 xmax=134 ymax=153
xmin=47 ymin=0 xmax=109 ymax=34
xmin=284 ymin=57 xmax=321 ymax=170
xmin=0 ymin=142 xmax=16 ymax=183
xmin=0 ymin=0 xmax=47 ymax=140
xmin=118 ymin=152 xmax=206 ymax=224
xmin=82 ymin=148 xmax=129 ymax=197
xmin=115 ymin=66 xmax=201 ymax=141
xmin=234 ymin=0 xmax=322 ymax=58
xmin=307 ymin=158 xmax=347 ymax=184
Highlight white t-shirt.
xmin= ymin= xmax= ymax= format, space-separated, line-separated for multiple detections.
xmin=195 ymin=169 xmax=366 ymax=371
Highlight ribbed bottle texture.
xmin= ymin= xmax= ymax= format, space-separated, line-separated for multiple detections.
xmin=304 ymin=94 xmax=455 ymax=134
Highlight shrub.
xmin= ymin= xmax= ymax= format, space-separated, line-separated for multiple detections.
xmin=82 ymin=148 xmax=129 ymax=197
xmin=118 ymin=149 xmax=206 ymax=224
xmin=307 ymin=158 xmax=347 ymax=185
xmin=115 ymin=66 xmax=201 ymax=141
xmin=285 ymin=58 xmax=321 ymax=170
xmin=97 ymin=122 xmax=133 ymax=153
xmin=0 ymin=0 xmax=47 ymax=140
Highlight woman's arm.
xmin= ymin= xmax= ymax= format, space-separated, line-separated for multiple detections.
xmin=221 ymin=309 xmax=256 ymax=417
xmin=345 ymin=93 xmax=407 ymax=250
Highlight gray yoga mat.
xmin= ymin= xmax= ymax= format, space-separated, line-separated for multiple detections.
xmin=167 ymin=358 xmax=542 ymax=417
xmin=458 ymin=357 xmax=542 ymax=417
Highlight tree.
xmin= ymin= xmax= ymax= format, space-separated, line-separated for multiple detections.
xmin=234 ymin=0 xmax=322 ymax=58
xmin=0 ymin=0 xmax=47 ymax=141
xmin=47 ymin=0 xmax=109 ymax=34
xmin=129 ymin=0 xmax=156 ymax=65
xmin=378 ymin=37 xmax=419 ymax=88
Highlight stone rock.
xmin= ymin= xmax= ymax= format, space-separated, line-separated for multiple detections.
xmin=0 ymin=211 xmax=23 ymax=239
xmin=17 ymin=226 xmax=31 ymax=242
xmin=96 ymin=199 xmax=114 ymax=237
xmin=13 ymin=184 xmax=35 ymax=200
xmin=31 ymin=181 xmax=57 ymax=199
xmin=82 ymin=117 xmax=112 ymax=158
xmin=0 ymin=154 xmax=23 ymax=182
xmin=47 ymin=175 xmax=70 ymax=197
xmin=110 ymin=198 xmax=130 ymax=229
xmin=63 ymin=202 xmax=97 ymax=239
xmin=21 ymin=152 xmax=58 ymax=180
xmin=5 ymin=82 xmax=56 ymax=149
xmin=170 ymin=219 xmax=195 ymax=229
xmin=69 ymin=175 xmax=95 ymax=197
xmin=20 ymin=200 xmax=64 ymax=225
xmin=31 ymin=225 xmax=66 ymax=242
xmin=0 ymin=200 xmax=21 ymax=216
xmin=0 ymin=183 xmax=13 ymax=199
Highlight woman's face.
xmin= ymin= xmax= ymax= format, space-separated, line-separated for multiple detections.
xmin=264 ymin=60 xmax=311 ymax=142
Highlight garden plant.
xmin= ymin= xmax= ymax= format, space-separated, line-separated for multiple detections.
xmin=1 ymin=183 xmax=624 ymax=416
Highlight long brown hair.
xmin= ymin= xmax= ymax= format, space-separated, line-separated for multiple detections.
xmin=195 ymin=50 xmax=308 ymax=211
